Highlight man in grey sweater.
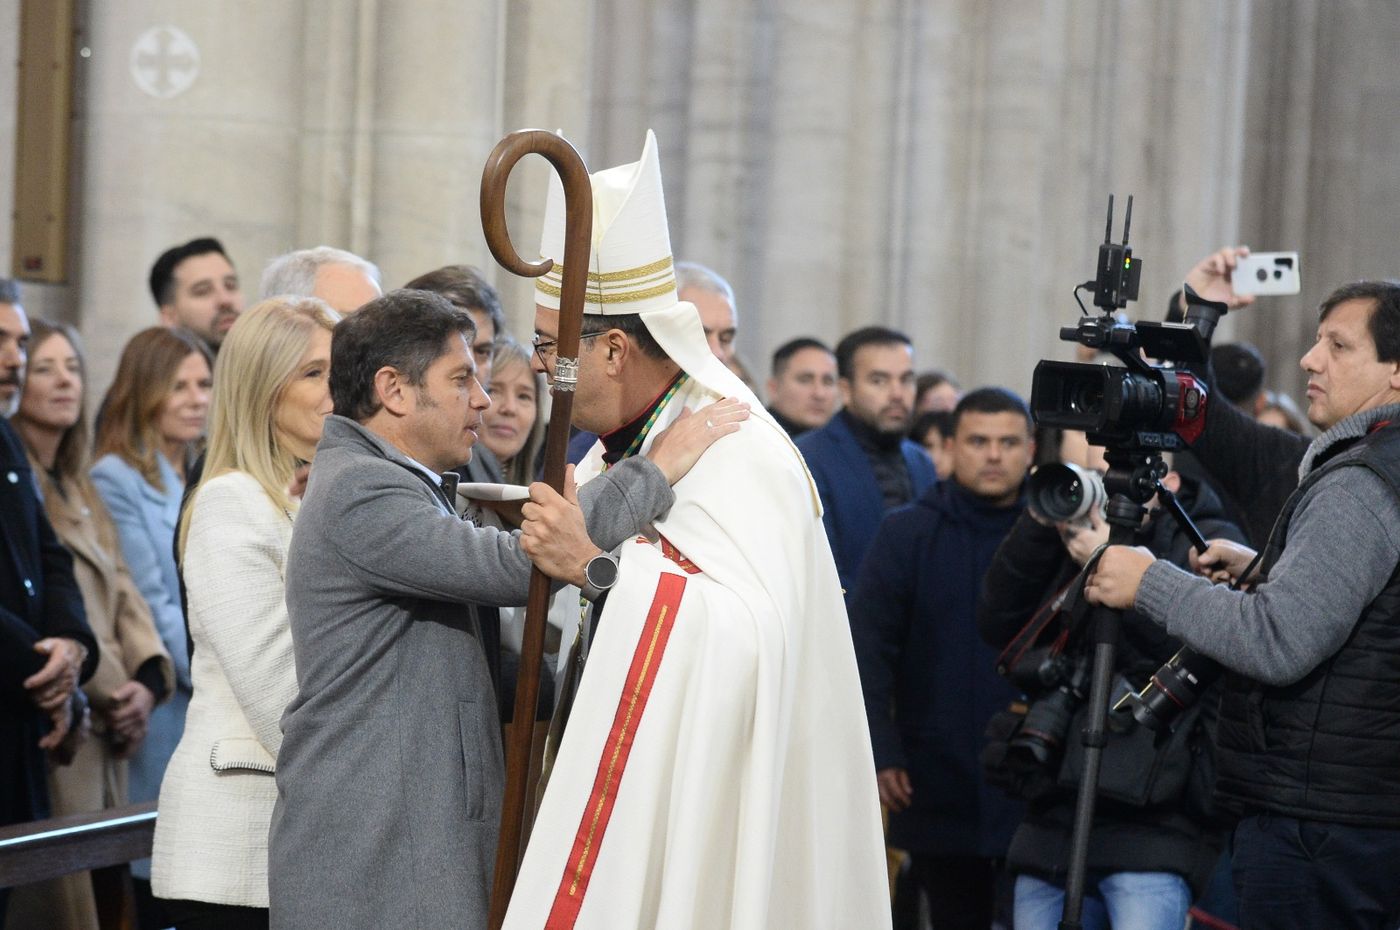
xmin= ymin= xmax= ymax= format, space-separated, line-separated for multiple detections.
xmin=1086 ymin=277 xmax=1400 ymax=930
xmin=268 ymin=289 xmax=743 ymax=930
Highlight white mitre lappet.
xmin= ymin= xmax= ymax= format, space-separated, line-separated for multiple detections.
xmin=506 ymin=131 xmax=889 ymax=930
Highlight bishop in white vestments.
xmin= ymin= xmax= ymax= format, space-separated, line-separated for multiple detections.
xmin=504 ymin=132 xmax=891 ymax=930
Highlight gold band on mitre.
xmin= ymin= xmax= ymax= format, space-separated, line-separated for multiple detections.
xmin=535 ymin=130 xmax=680 ymax=316
xmin=535 ymin=255 xmax=677 ymax=307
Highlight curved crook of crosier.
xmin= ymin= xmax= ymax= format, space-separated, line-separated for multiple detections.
xmin=479 ymin=130 xmax=593 ymax=366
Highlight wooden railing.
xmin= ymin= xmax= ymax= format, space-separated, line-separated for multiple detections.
xmin=0 ymin=801 xmax=155 ymax=930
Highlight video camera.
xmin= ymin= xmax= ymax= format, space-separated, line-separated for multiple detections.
xmin=1026 ymin=197 xmax=1225 ymax=738
xmin=1030 ymin=196 xmax=1211 ymax=452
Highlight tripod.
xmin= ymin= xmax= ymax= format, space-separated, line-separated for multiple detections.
xmin=1057 ymin=447 xmax=1207 ymax=930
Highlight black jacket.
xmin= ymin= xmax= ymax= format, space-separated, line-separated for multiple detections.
xmin=849 ymin=479 xmax=1025 ymax=857
xmin=0 ymin=417 xmax=97 ymax=826
xmin=1216 ymin=423 xmax=1400 ymax=826
xmin=977 ymin=475 xmax=1245 ymax=894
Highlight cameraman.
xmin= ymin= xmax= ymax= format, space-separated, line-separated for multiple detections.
xmin=978 ymin=431 xmax=1245 ymax=929
xmin=1087 ymin=277 xmax=1400 ymax=930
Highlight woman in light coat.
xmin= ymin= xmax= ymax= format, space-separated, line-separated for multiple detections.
xmin=6 ymin=320 xmax=175 ymax=930
xmin=152 ymin=297 xmax=337 ymax=929
xmin=90 ymin=325 xmax=211 ymax=907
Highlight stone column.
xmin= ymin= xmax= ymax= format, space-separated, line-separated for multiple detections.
xmin=361 ymin=0 xmax=505 ymax=292
xmin=0 ymin=0 xmax=19 ymax=275
xmin=1236 ymin=0 xmax=1400 ymax=401
xmin=494 ymin=0 xmax=596 ymax=335
xmin=580 ymin=0 xmax=1256 ymax=396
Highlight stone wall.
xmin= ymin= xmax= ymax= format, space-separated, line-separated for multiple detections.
xmin=2 ymin=0 xmax=1396 ymax=402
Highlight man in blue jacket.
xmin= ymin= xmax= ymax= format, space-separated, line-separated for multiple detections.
xmin=849 ymin=387 xmax=1035 ymax=930
xmin=797 ymin=326 xmax=936 ymax=594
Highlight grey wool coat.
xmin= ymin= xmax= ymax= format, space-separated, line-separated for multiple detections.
xmin=268 ymin=416 xmax=672 ymax=930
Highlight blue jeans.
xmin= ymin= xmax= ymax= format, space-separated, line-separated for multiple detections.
xmin=1014 ymin=871 xmax=1190 ymax=930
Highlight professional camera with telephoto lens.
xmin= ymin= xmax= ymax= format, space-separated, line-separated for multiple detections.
xmin=1028 ymin=462 xmax=1107 ymax=528
xmin=1005 ymin=647 xmax=1090 ymax=769
xmin=1117 ymin=645 xmax=1222 ymax=732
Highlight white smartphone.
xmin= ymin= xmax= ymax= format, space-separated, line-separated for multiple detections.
xmin=1234 ymin=251 xmax=1301 ymax=296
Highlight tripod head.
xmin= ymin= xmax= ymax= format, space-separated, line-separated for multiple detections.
xmin=1099 ymin=448 xmax=1169 ymax=535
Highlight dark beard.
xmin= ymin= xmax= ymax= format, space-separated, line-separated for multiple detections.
xmin=842 ymin=408 xmax=907 ymax=452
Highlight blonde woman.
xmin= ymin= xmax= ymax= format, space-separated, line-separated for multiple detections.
xmin=150 ymin=298 xmax=337 ymax=929
xmin=7 ymin=320 xmax=175 ymax=930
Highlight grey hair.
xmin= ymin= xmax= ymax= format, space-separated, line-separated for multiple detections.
xmin=0 ymin=277 xmax=20 ymax=305
xmin=675 ymin=261 xmax=736 ymax=319
xmin=491 ymin=336 xmax=532 ymax=373
xmin=260 ymin=246 xmax=381 ymax=299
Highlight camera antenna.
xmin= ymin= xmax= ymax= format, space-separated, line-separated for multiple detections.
xmin=1089 ymin=193 xmax=1142 ymax=312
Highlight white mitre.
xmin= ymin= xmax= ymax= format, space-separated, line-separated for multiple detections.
xmin=534 ymin=130 xmax=753 ymax=406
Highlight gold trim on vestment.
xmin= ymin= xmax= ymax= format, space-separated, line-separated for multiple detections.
xmin=569 ymin=602 xmax=672 ymax=896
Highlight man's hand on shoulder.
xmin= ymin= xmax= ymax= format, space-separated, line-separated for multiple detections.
xmin=288 ymin=462 xmax=312 ymax=500
xmin=644 ymin=397 xmax=750 ymax=484
xmin=522 ymin=465 xmax=601 ymax=586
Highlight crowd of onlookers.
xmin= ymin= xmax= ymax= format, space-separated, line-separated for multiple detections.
xmin=1 ymin=233 xmax=1371 ymax=930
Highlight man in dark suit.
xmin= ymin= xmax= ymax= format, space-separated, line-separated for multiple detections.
xmin=0 ymin=281 xmax=98 ymax=919
xmin=797 ymin=326 xmax=937 ymax=594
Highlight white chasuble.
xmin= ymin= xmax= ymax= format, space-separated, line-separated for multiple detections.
xmin=504 ymin=377 xmax=891 ymax=929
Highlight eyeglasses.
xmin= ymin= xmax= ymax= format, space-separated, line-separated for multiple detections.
xmin=532 ymin=331 xmax=607 ymax=367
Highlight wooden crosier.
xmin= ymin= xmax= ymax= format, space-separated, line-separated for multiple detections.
xmin=479 ymin=130 xmax=592 ymax=930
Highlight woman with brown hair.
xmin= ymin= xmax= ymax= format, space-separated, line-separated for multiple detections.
xmin=90 ymin=326 xmax=211 ymax=908
xmin=5 ymin=320 xmax=175 ymax=929
xmin=479 ymin=337 xmax=545 ymax=486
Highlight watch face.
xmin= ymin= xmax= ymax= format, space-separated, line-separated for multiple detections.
xmin=587 ymin=554 xmax=619 ymax=589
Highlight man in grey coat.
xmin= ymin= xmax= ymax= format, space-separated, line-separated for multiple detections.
xmin=269 ymin=289 xmax=743 ymax=930
xmin=1088 ymin=277 xmax=1400 ymax=929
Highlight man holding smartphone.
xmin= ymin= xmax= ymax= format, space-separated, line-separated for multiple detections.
xmin=1086 ymin=257 xmax=1400 ymax=929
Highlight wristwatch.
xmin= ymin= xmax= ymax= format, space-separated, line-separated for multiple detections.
xmin=580 ymin=552 xmax=620 ymax=602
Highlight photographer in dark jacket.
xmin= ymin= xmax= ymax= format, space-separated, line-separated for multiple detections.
xmin=1089 ymin=270 xmax=1400 ymax=929
xmin=978 ymin=431 xmax=1246 ymax=930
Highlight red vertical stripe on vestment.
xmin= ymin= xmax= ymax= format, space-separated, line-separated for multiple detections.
xmin=544 ymin=571 xmax=688 ymax=928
